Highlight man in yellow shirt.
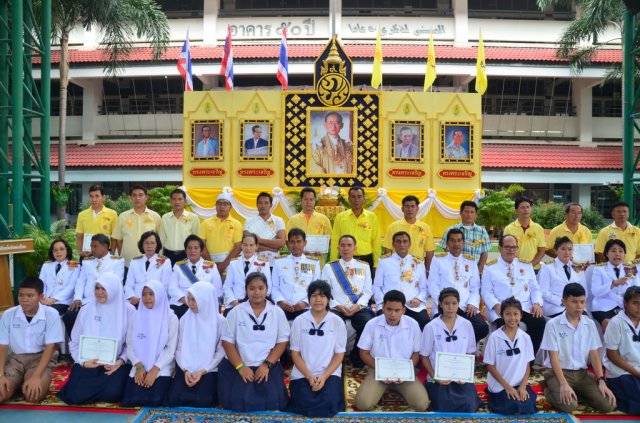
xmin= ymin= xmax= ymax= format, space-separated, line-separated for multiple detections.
xmin=545 ymin=203 xmax=593 ymax=258
xmin=595 ymin=201 xmax=640 ymax=263
xmin=198 ymin=193 xmax=242 ymax=273
xmin=75 ymin=184 xmax=117 ymax=258
xmin=383 ymin=195 xmax=434 ymax=271
xmin=330 ymin=186 xmax=381 ymax=272
xmin=503 ymin=197 xmax=546 ymax=269
xmin=111 ymin=184 xmax=161 ymax=268
xmin=286 ymin=187 xmax=332 ymax=264
xmin=159 ymin=188 xmax=200 ymax=265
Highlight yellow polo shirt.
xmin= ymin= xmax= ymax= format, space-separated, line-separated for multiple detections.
xmin=503 ymin=219 xmax=546 ymax=264
xmin=286 ymin=211 xmax=332 ymax=236
xmin=595 ymin=223 xmax=640 ymax=262
xmin=382 ymin=218 xmax=435 ymax=259
xmin=160 ymin=210 xmax=201 ymax=251
xmin=330 ymin=209 xmax=381 ymax=266
xmin=198 ymin=215 xmax=243 ymax=256
xmin=546 ymin=221 xmax=593 ymax=249
xmin=76 ymin=206 xmax=117 ymax=236
xmin=112 ymin=208 xmax=161 ymax=266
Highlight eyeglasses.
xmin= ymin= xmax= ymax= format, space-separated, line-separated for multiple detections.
xmin=248 ymin=314 xmax=267 ymax=331
xmin=502 ymin=245 xmax=518 ymax=251
xmin=309 ymin=322 xmax=325 ymax=337
xmin=444 ymin=329 xmax=457 ymax=342
xmin=504 ymin=339 xmax=521 ymax=356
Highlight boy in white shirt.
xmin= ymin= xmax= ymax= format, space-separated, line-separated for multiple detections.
xmin=0 ymin=277 xmax=64 ymax=403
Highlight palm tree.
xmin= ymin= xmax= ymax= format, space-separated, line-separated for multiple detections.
xmin=45 ymin=0 xmax=169 ymax=220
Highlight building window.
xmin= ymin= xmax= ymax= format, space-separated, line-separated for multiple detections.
xmin=592 ymin=80 xmax=622 ymax=118
xmin=156 ymin=0 xmax=204 ymax=18
xmin=468 ymin=0 xmax=573 ymax=20
xmin=100 ymin=77 xmax=199 ymax=115
xmin=49 ymin=81 xmax=83 ymax=117
xmin=223 ymin=0 xmax=330 ymax=15
xmin=479 ymin=77 xmax=575 ymax=116
xmin=343 ymin=0 xmax=440 ymax=15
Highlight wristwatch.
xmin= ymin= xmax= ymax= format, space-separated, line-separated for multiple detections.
xmin=263 ymin=360 xmax=274 ymax=370
xmin=598 ymin=376 xmax=606 ymax=383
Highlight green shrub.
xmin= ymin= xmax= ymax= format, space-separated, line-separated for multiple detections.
xmin=147 ymin=185 xmax=177 ymax=216
xmin=532 ymin=201 xmax=565 ymax=229
xmin=582 ymin=207 xmax=605 ymax=231
xmin=477 ymin=184 xmax=524 ymax=236
xmin=13 ymin=221 xmax=77 ymax=276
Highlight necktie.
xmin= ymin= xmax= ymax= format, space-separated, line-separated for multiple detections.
xmin=563 ymin=264 xmax=571 ymax=280
xmin=244 ymin=261 xmax=250 ymax=275
xmin=191 ymin=265 xmax=197 ymax=275
xmin=55 ymin=263 xmax=61 ymax=275
xmin=145 ymin=260 xmax=150 ymax=271
xmin=614 ymin=267 xmax=620 ymax=279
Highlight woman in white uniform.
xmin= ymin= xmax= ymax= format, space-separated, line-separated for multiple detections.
xmin=39 ymin=238 xmax=80 ymax=315
xmin=124 ymin=231 xmax=172 ymax=306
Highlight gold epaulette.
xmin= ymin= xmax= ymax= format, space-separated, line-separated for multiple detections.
xmin=355 ymin=258 xmax=369 ymax=265
xmin=463 ymin=253 xmax=475 ymax=261
xmin=544 ymin=259 xmax=555 ymax=265
xmin=203 ymin=260 xmax=215 ymax=266
xmin=132 ymin=255 xmax=143 ymax=260
xmin=485 ymin=258 xmax=498 ymax=266
xmin=275 ymin=254 xmax=288 ymax=259
xmin=413 ymin=256 xmax=424 ymax=264
xmin=175 ymin=259 xmax=187 ymax=265
xmin=596 ymin=262 xmax=607 ymax=267
xmin=44 ymin=260 xmax=53 ymax=264
xmin=380 ymin=252 xmax=392 ymax=259
xmin=435 ymin=252 xmax=447 ymax=257
xmin=257 ymin=256 xmax=269 ymax=262
xmin=631 ymin=258 xmax=640 ymax=265
xmin=306 ymin=254 xmax=320 ymax=261
xmin=519 ymin=258 xmax=531 ymax=264
xmin=111 ymin=255 xmax=122 ymax=259
xmin=83 ymin=256 xmax=95 ymax=260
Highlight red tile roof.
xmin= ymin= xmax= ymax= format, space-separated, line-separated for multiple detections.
xmin=36 ymin=44 xmax=621 ymax=65
xmin=48 ymin=143 xmax=183 ymax=167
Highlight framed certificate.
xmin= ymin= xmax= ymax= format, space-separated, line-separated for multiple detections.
xmin=305 ymin=235 xmax=330 ymax=254
xmin=434 ymin=352 xmax=475 ymax=384
xmin=374 ymin=357 xmax=415 ymax=382
xmin=573 ymin=243 xmax=595 ymax=264
xmin=79 ymin=335 xmax=118 ymax=365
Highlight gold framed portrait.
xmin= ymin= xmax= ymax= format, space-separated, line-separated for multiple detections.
xmin=440 ymin=121 xmax=473 ymax=163
xmin=240 ymin=120 xmax=273 ymax=161
xmin=391 ymin=121 xmax=424 ymax=163
xmin=191 ymin=120 xmax=223 ymax=161
xmin=306 ymin=108 xmax=357 ymax=177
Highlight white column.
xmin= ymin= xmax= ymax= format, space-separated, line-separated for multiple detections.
xmin=73 ymin=78 xmax=103 ymax=143
xmin=452 ymin=0 xmax=469 ymax=48
xmin=572 ymin=78 xmax=602 ymax=147
xmin=573 ymin=184 xmax=591 ymax=209
xmin=331 ymin=0 xmax=342 ymax=37
xmin=203 ymin=0 xmax=220 ymax=45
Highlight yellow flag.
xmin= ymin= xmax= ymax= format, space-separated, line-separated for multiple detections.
xmin=423 ymin=33 xmax=436 ymax=91
xmin=371 ymin=28 xmax=383 ymax=89
xmin=475 ymin=30 xmax=488 ymax=95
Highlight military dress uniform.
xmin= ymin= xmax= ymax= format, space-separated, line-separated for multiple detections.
xmin=39 ymin=259 xmax=81 ymax=315
xmin=124 ymin=254 xmax=173 ymax=303
xmin=271 ymin=254 xmax=321 ymax=320
xmin=168 ymin=258 xmax=222 ymax=318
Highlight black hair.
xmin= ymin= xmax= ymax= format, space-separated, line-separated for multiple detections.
xmin=437 ymin=287 xmax=459 ymax=315
xmin=170 ymin=188 xmax=186 ymax=200
xmin=300 ymin=187 xmax=317 ymax=199
xmin=324 ymin=111 xmax=343 ymax=125
xmin=239 ymin=271 xmax=275 ymax=304
xmin=138 ymin=230 xmax=162 ymax=254
xmin=604 ymin=239 xmax=626 ymax=255
xmin=307 ymin=280 xmax=332 ymax=310
xmin=500 ymin=297 xmax=523 ymax=316
xmin=257 ymin=191 xmax=273 ymax=205
xmin=499 ymin=234 xmax=518 ymax=247
xmin=392 ymin=231 xmax=411 ymax=243
xmin=460 ymin=200 xmax=478 ymax=212
xmin=383 ymin=289 xmax=406 ymax=305
xmin=48 ymin=238 xmax=73 ymax=261
xmin=564 ymin=202 xmax=582 ymax=214
xmin=242 ymin=232 xmax=259 ymax=244
xmin=446 ymin=228 xmax=465 ymax=243
xmin=184 ymin=234 xmax=204 ymax=251
xmin=339 ymin=234 xmax=357 ymax=245
xmin=348 ymin=186 xmax=364 ymax=197
xmin=251 ymin=125 xmax=262 ymax=132
xmin=19 ymin=276 xmax=44 ymax=295
xmin=88 ymin=184 xmax=105 ymax=196
xmin=623 ymin=286 xmax=640 ymax=303
xmin=91 ymin=233 xmax=110 ymax=248
xmin=288 ymin=227 xmax=306 ymax=241
xmin=129 ymin=184 xmax=147 ymax=195
xmin=402 ymin=195 xmax=420 ymax=206
xmin=553 ymin=236 xmax=573 ymax=251
xmin=610 ymin=201 xmax=630 ymax=216
xmin=514 ymin=196 xmax=533 ymax=209
xmin=562 ymin=282 xmax=586 ymax=299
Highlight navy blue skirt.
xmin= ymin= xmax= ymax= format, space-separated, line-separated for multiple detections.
xmin=608 ymin=374 xmax=640 ymax=415
xmin=287 ymin=375 xmax=345 ymax=417
xmin=120 ymin=375 xmax=172 ymax=407
xmin=217 ymin=358 xmax=289 ymax=412
xmin=424 ymin=381 xmax=481 ymax=412
xmin=165 ymin=367 xmax=218 ymax=408
xmin=58 ymin=363 xmax=131 ymax=405
xmin=486 ymin=384 xmax=537 ymax=415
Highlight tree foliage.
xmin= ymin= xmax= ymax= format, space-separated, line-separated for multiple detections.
xmin=532 ymin=201 xmax=566 ymax=229
xmin=14 ymin=221 xmax=77 ymax=276
xmin=477 ymin=184 xmax=525 ymax=236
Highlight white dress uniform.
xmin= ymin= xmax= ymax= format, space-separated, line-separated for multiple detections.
xmin=481 ymin=257 xmax=542 ymax=322
xmin=244 ymin=214 xmax=285 ymax=266
xmin=74 ymin=253 xmax=125 ymax=304
xmin=428 ymin=252 xmax=480 ymax=310
xmin=538 ymin=258 xmax=586 ymax=316
xmin=420 ymin=316 xmax=476 ymax=370
xmin=168 ymin=258 xmax=223 ymax=306
xmin=271 ymin=254 xmax=321 ymax=306
xmin=223 ymin=254 xmax=272 ymax=308
xmin=39 ymin=259 xmax=81 ymax=305
xmin=591 ymin=262 xmax=639 ymax=312
xmin=373 ymin=253 xmax=428 ymax=312
xmin=124 ymin=254 xmax=173 ymax=300
xmin=483 ymin=327 xmax=535 ymax=393
xmin=321 ymin=259 xmax=372 ymax=308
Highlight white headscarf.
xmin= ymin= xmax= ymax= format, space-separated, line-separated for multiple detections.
xmin=131 ymin=280 xmax=170 ymax=371
xmin=176 ymin=281 xmax=218 ymax=373
xmin=82 ymin=271 xmax=128 ymax=343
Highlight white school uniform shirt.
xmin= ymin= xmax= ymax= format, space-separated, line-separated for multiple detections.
xmin=481 ymin=257 xmax=542 ymax=322
xmin=428 ymin=252 xmax=480 ymax=309
xmin=321 ymin=259 xmax=372 ymax=308
xmin=222 ymin=301 xmax=290 ymax=367
xmin=124 ymin=254 xmax=173 ymax=300
xmin=74 ymin=253 xmax=125 ymax=303
xmin=373 ymin=253 xmax=428 ymax=312
xmin=357 ymin=314 xmax=421 ymax=360
xmin=289 ymin=310 xmax=347 ymax=380
xmin=603 ymin=312 xmax=640 ymax=378
xmin=538 ymin=258 xmax=586 ymax=316
xmin=419 ymin=316 xmax=476 ymax=369
xmin=541 ymin=312 xmax=601 ymax=370
xmin=244 ymin=214 xmax=285 ymax=266
xmin=126 ymin=311 xmax=179 ymax=377
xmin=168 ymin=258 xmax=223 ymax=306
xmin=176 ymin=313 xmax=226 ymax=373
xmin=223 ymin=254 xmax=272 ymax=308
xmin=0 ymin=304 xmax=64 ymax=354
xmin=39 ymin=259 xmax=80 ymax=305
xmin=591 ymin=262 xmax=639 ymax=312
xmin=483 ymin=327 xmax=535 ymax=393
xmin=271 ymin=254 xmax=321 ymax=306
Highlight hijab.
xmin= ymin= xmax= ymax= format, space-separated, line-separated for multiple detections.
xmin=131 ymin=280 xmax=170 ymax=371
xmin=82 ymin=271 xmax=128 ymax=343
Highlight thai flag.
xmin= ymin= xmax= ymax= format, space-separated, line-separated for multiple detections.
xmin=220 ymin=24 xmax=234 ymax=91
xmin=276 ymin=26 xmax=289 ymax=89
xmin=177 ymin=32 xmax=193 ymax=92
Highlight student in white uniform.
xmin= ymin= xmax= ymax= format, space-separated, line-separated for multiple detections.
xmin=223 ymin=232 xmax=271 ymax=315
xmin=539 ymin=236 xmax=587 ymax=318
xmin=124 ymin=230 xmax=172 ymax=306
xmin=58 ymin=272 xmax=135 ymax=404
xmin=420 ymin=288 xmax=480 ymax=412
xmin=591 ymin=239 xmax=639 ymax=332
xmin=604 ymin=286 xmax=640 ymax=415
xmin=271 ymin=228 xmax=321 ymax=321
xmin=354 ymin=290 xmax=429 ymax=412
xmin=169 ymin=234 xmax=222 ymax=318
xmin=483 ymin=297 xmax=537 ymax=414
xmin=219 ymin=272 xmax=290 ymax=412
xmin=428 ymin=229 xmax=487 ymax=342
xmin=0 ymin=277 xmax=64 ymax=404
xmin=166 ymin=282 xmax=226 ymax=408
xmin=287 ymin=280 xmax=347 ymax=417
xmin=321 ymin=234 xmax=373 ymax=367
xmin=373 ymin=231 xmax=429 ymax=330
xmin=121 ymin=281 xmax=178 ymax=407
xmin=541 ymin=283 xmax=616 ymax=414
xmin=39 ymin=238 xmax=80 ymax=315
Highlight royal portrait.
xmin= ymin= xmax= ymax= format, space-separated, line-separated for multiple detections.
xmin=441 ymin=122 xmax=473 ymax=163
xmin=307 ymin=109 xmax=356 ymax=176
xmin=391 ymin=122 xmax=423 ymax=162
xmin=192 ymin=121 xmax=223 ymax=161
xmin=241 ymin=121 xmax=272 ymax=160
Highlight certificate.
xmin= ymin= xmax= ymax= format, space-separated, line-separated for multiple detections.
xmin=305 ymin=235 xmax=330 ymax=254
xmin=374 ymin=357 xmax=415 ymax=382
xmin=573 ymin=243 xmax=595 ymax=264
xmin=79 ymin=335 xmax=118 ymax=365
xmin=434 ymin=352 xmax=475 ymax=384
